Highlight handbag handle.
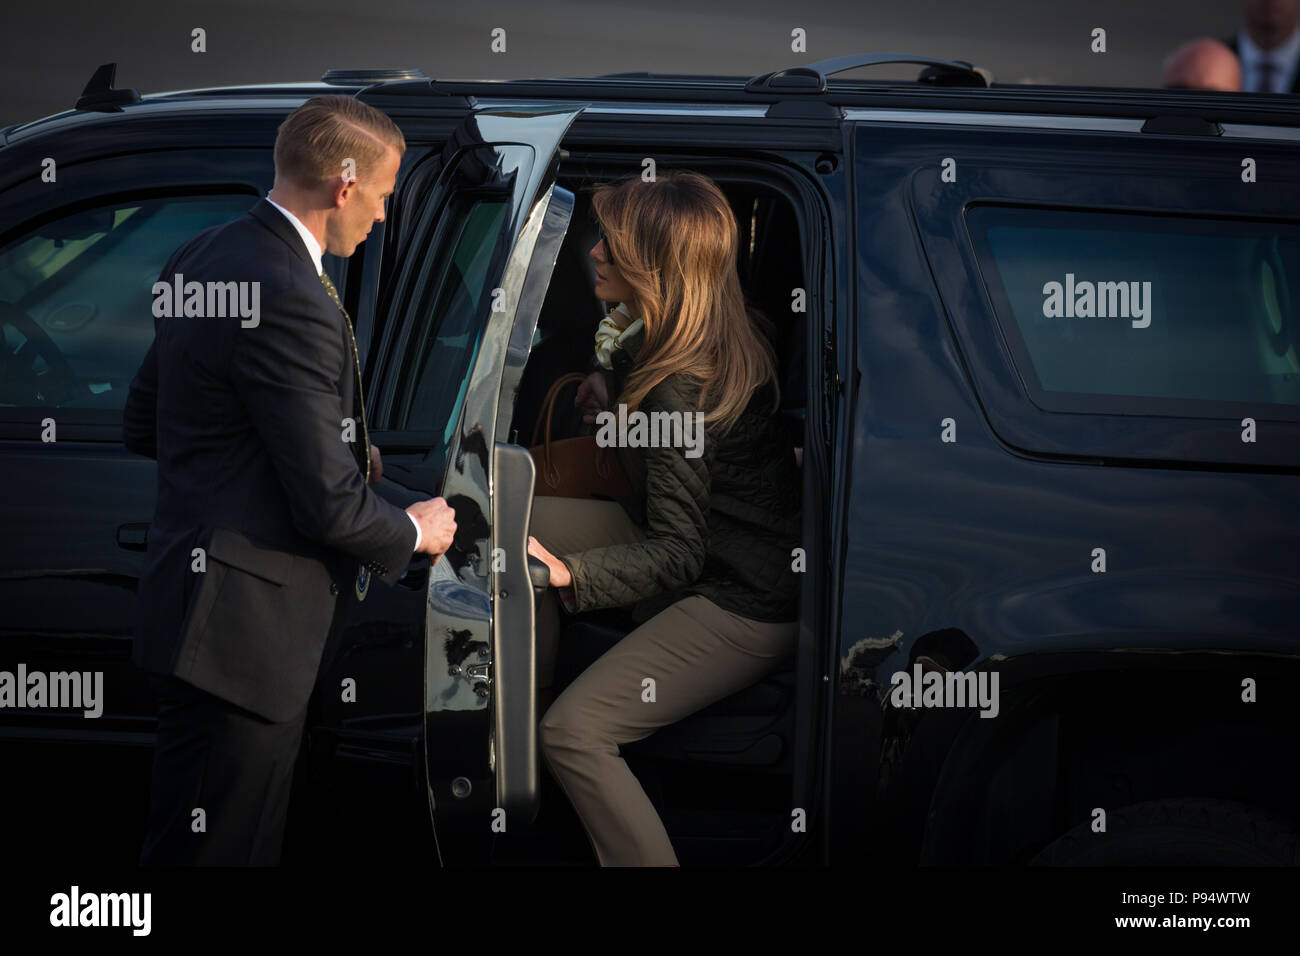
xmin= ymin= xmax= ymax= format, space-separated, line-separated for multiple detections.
xmin=531 ymin=372 xmax=588 ymax=487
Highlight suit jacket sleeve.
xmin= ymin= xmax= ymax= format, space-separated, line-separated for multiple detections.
xmin=122 ymin=249 xmax=186 ymax=460
xmin=123 ymin=336 xmax=159 ymax=459
xmin=230 ymin=281 xmax=416 ymax=585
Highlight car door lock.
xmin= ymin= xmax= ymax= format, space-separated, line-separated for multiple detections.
xmin=449 ymin=660 xmax=492 ymax=697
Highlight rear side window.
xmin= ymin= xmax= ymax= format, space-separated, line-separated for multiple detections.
xmin=967 ymin=206 xmax=1300 ymax=420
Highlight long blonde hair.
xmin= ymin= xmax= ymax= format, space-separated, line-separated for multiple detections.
xmin=590 ymin=170 xmax=779 ymax=431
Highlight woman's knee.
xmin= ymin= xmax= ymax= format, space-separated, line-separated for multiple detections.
xmin=539 ymin=695 xmax=602 ymax=758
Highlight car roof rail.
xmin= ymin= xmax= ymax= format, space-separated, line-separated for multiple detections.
xmin=322 ymin=68 xmax=429 ymax=85
xmin=746 ymin=53 xmax=991 ymax=93
xmin=354 ymin=74 xmax=476 ymax=111
xmin=75 ymin=63 xmax=142 ymax=113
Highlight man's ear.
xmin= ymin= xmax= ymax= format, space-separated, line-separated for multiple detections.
xmin=328 ymin=172 xmax=352 ymax=209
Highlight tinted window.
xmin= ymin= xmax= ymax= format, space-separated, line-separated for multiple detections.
xmin=967 ymin=206 xmax=1300 ymax=418
xmin=386 ymin=195 xmax=510 ymax=436
xmin=0 ymin=194 xmax=252 ymax=420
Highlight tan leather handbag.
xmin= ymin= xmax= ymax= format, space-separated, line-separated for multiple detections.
xmin=529 ymin=372 xmax=633 ymax=499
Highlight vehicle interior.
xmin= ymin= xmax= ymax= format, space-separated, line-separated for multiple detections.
xmin=503 ymin=163 xmax=810 ymax=865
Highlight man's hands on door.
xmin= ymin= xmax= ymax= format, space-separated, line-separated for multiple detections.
xmin=407 ymin=497 xmax=457 ymax=561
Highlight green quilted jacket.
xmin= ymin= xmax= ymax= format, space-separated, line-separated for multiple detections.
xmin=558 ymin=326 xmax=802 ymax=624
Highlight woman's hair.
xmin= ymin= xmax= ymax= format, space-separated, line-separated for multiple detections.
xmin=590 ymin=170 xmax=780 ymax=431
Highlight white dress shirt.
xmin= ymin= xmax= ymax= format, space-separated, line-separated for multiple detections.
xmin=1238 ymin=28 xmax=1300 ymax=93
xmin=264 ymin=195 xmax=423 ymax=554
xmin=265 ymin=195 xmax=324 ymax=275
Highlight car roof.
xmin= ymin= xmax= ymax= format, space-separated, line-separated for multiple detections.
xmin=6 ymin=61 xmax=1300 ymax=146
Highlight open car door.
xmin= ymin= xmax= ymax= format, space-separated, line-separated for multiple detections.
xmin=400 ymin=106 xmax=581 ymax=862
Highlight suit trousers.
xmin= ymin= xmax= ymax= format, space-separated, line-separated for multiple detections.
xmin=139 ymin=672 xmax=308 ymax=866
xmin=530 ymin=495 xmax=798 ymax=866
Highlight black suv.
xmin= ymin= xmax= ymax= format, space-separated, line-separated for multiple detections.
xmin=1 ymin=57 xmax=1298 ymax=866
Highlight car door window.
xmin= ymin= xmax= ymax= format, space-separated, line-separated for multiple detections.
xmin=387 ymin=194 xmax=511 ymax=440
xmin=0 ymin=194 xmax=254 ymax=422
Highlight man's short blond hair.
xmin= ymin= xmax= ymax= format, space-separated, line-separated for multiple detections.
xmin=273 ymin=94 xmax=405 ymax=188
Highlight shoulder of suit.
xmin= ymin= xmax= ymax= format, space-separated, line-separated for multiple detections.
xmin=171 ymin=212 xmax=318 ymax=303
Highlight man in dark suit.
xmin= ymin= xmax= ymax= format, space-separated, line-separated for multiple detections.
xmin=1225 ymin=0 xmax=1300 ymax=93
xmin=123 ymin=95 xmax=457 ymax=865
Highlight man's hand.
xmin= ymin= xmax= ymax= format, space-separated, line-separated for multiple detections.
xmin=407 ymin=497 xmax=457 ymax=561
xmin=574 ymin=371 xmax=609 ymax=424
xmin=368 ymin=444 xmax=383 ymax=484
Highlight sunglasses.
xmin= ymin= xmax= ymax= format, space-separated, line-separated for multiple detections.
xmin=597 ymin=223 xmax=617 ymax=268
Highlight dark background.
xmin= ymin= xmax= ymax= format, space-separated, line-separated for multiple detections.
xmin=7 ymin=0 xmax=1242 ymax=128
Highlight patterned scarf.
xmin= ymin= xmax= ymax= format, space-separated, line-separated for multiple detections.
xmin=593 ymin=302 xmax=644 ymax=369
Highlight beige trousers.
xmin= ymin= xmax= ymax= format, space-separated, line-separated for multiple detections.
xmin=529 ymin=495 xmax=798 ymax=866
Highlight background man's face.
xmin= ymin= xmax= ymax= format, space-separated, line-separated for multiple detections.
xmin=1243 ymin=0 xmax=1299 ymax=32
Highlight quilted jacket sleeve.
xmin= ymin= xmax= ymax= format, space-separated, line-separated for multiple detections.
xmin=559 ymin=381 xmax=710 ymax=613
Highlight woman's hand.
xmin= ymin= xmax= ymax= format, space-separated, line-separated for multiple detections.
xmin=528 ymin=535 xmax=572 ymax=588
xmin=574 ymin=371 xmax=609 ymax=424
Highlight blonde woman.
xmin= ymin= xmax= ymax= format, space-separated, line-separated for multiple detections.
xmin=527 ymin=171 xmax=801 ymax=866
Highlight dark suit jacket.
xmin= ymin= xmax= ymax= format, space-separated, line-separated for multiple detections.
xmin=123 ymin=198 xmax=417 ymax=722
xmin=1224 ymin=33 xmax=1300 ymax=93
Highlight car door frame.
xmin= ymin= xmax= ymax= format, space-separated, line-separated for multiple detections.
xmin=485 ymin=113 xmax=846 ymax=865
xmin=367 ymin=105 xmax=584 ymax=861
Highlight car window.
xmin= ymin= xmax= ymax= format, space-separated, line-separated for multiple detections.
xmin=967 ymin=206 xmax=1300 ymax=418
xmin=0 ymin=194 xmax=254 ymax=420
xmin=386 ymin=194 xmax=511 ymax=437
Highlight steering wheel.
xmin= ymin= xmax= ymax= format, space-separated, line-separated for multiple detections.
xmin=0 ymin=300 xmax=86 ymax=406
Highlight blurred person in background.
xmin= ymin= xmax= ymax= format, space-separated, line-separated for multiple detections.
xmin=1226 ymin=0 xmax=1300 ymax=92
xmin=1162 ymin=37 xmax=1242 ymax=90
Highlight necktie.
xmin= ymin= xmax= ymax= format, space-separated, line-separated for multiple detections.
xmin=1257 ymin=59 xmax=1276 ymax=93
xmin=319 ymin=271 xmax=371 ymax=483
